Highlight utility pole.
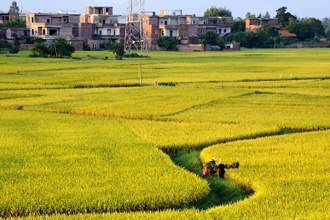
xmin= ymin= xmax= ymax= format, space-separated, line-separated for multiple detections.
xmin=139 ymin=61 xmax=142 ymax=86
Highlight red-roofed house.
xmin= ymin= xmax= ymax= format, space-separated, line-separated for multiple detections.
xmin=278 ymin=30 xmax=296 ymax=38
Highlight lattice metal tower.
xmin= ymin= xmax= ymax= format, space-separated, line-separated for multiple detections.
xmin=125 ymin=0 xmax=147 ymax=55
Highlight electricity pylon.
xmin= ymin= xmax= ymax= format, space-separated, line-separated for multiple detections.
xmin=125 ymin=0 xmax=147 ymax=55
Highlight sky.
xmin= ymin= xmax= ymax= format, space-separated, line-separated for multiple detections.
xmin=1 ymin=0 xmax=329 ymax=19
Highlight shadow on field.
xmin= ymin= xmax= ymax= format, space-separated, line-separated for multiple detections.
xmin=170 ymin=149 xmax=252 ymax=210
xmin=168 ymin=128 xmax=298 ymax=210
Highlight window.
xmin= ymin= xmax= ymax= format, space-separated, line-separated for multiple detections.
xmin=103 ymin=20 xmax=106 ymax=24
xmin=160 ymin=21 xmax=163 ymax=24
xmin=49 ymin=29 xmax=57 ymax=35
xmin=31 ymin=29 xmax=34 ymax=35
xmin=72 ymin=28 xmax=76 ymax=36
xmin=155 ymin=30 xmax=158 ymax=35
xmin=31 ymin=17 xmax=34 ymax=23
xmin=201 ymin=30 xmax=205 ymax=34
xmin=164 ymin=21 xmax=167 ymax=25
xmin=99 ymin=30 xmax=102 ymax=35
xmin=63 ymin=17 xmax=69 ymax=23
xmin=161 ymin=30 xmax=164 ymax=36
xmin=192 ymin=20 xmax=196 ymax=24
xmin=42 ymin=29 xmax=46 ymax=35
xmin=223 ymin=29 xmax=227 ymax=33
xmin=47 ymin=19 xmax=50 ymax=23
xmin=114 ymin=30 xmax=116 ymax=35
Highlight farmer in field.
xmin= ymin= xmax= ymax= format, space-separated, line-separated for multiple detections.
xmin=204 ymin=158 xmax=240 ymax=178
xmin=217 ymin=160 xmax=227 ymax=178
xmin=209 ymin=157 xmax=217 ymax=175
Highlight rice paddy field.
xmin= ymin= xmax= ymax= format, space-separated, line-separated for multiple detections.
xmin=0 ymin=48 xmax=329 ymax=219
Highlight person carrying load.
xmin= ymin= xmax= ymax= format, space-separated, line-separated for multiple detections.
xmin=203 ymin=157 xmax=239 ymax=178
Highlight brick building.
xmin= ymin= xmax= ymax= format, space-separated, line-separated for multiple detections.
xmin=26 ymin=12 xmax=80 ymax=40
xmin=245 ymin=18 xmax=281 ymax=32
xmin=144 ymin=9 xmax=232 ymax=50
xmin=0 ymin=13 xmax=19 ymax=24
xmin=80 ymin=6 xmax=125 ymax=50
xmin=25 ymin=6 xmax=125 ymax=50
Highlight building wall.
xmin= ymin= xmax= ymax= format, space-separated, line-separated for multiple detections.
xmin=246 ymin=18 xmax=280 ymax=32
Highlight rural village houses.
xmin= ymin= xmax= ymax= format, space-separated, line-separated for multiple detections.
xmin=1 ymin=6 xmax=304 ymax=51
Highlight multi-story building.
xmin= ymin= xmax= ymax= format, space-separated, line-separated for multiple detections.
xmin=245 ymin=18 xmax=281 ymax=32
xmin=0 ymin=13 xmax=19 ymax=24
xmin=24 ymin=7 xmax=234 ymax=51
xmin=26 ymin=12 xmax=80 ymax=40
xmin=144 ymin=10 xmax=232 ymax=50
xmin=80 ymin=6 xmax=125 ymax=50
xmin=25 ymin=6 xmax=125 ymax=50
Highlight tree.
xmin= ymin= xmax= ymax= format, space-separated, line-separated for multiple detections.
xmin=276 ymin=6 xmax=296 ymax=28
xmin=264 ymin=11 xmax=271 ymax=19
xmin=49 ymin=37 xmax=75 ymax=57
xmin=288 ymin=18 xmax=325 ymax=41
xmin=157 ymin=36 xmax=177 ymax=51
xmin=199 ymin=30 xmax=219 ymax=45
xmin=8 ymin=1 xmax=19 ymax=14
xmin=0 ymin=18 xmax=25 ymax=28
xmin=322 ymin=17 xmax=330 ymax=32
xmin=218 ymin=37 xmax=225 ymax=50
xmin=245 ymin=12 xmax=256 ymax=19
xmin=230 ymin=18 xmax=246 ymax=32
xmin=108 ymin=42 xmax=125 ymax=60
xmin=228 ymin=25 xmax=282 ymax=48
xmin=204 ymin=6 xmax=232 ymax=17
xmin=26 ymin=36 xmax=45 ymax=44
xmin=31 ymin=42 xmax=49 ymax=57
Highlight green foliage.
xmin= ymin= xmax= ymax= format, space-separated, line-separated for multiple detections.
xmin=83 ymin=43 xmax=91 ymax=51
xmin=230 ymin=18 xmax=246 ymax=32
xmin=276 ymin=6 xmax=297 ymax=28
xmin=245 ymin=12 xmax=256 ymax=19
xmin=49 ymin=37 xmax=75 ymax=58
xmin=288 ymin=18 xmax=325 ymax=41
xmin=0 ymin=18 xmax=26 ymax=28
xmin=157 ymin=36 xmax=177 ymax=51
xmin=8 ymin=47 xmax=19 ymax=54
xmin=108 ymin=42 xmax=125 ymax=60
xmin=199 ymin=30 xmax=219 ymax=45
xmin=218 ymin=37 xmax=225 ymax=50
xmin=8 ymin=1 xmax=19 ymax=14
xmin=263 ymin=11 xmax=271 ymax=19
xmin=25 ymin=36 xmax=45 ymax=44
xmin=31 ymin=42 xmax=49 ymax=57
xmin=229 ymin=26 xmax=282 ymax=48
xmin=204 ymin=6 xmax=232 ymax=17
xmin=322 ymin=17 xmax=330 ymax=33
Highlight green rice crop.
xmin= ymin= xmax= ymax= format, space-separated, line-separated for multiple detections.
xmin=0 ymin=109 xmax=209 ymax=217
xmin=0 ymin=87 xmax=246 ymax=118
xmin=169 ymin=92 xmax=330 ymax=130
xmin=201 ymin=130 xmax=330 ymax=219
xmin=1 ymin=48 xmax=330 ymax=219
xmin=120 ymin=119 xmax=280 ymax=152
